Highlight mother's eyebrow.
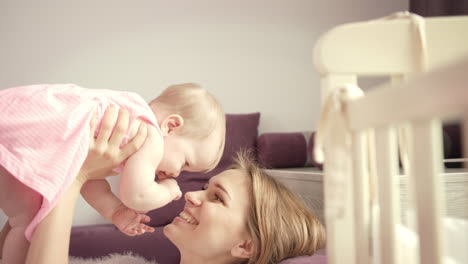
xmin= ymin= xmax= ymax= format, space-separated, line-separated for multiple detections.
xmin=214 ymin=182 xmax=231 ymax=200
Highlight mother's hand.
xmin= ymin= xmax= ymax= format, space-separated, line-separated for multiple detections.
xmin=26 ymin=105 xmax=148 ymax=264
xmin=77 ymin=106 xmax=148 ymax=183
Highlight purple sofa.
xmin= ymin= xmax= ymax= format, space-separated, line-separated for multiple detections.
xmin=70 ymin=112 xmax=326 ymax=264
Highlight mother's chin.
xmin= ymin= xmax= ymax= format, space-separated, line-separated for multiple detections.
xmin=162 ymin=217 xmax=183 ymax=245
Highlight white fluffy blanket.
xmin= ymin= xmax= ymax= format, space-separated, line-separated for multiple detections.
xmin=69 ymin=252 xmax=158 ymax=264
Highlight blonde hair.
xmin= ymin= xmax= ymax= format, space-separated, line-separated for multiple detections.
xmin=150 ymin=83 xmax=226 ymax=171
xmin=231 ymin=150 xmax=326 ymax=264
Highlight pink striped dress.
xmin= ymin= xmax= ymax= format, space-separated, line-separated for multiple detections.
xmin=0 ymin=84 xmax=159 ymax=240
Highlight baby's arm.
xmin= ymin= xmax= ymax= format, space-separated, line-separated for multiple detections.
xmin=81 ymin=180 xmax=154 ymax=236
xmin=80 ymin=179 xmax=124 ymax=221
xmin=119 ymin=125 xmax=181 ymax=212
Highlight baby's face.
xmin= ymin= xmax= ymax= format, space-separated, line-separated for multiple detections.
xmin=156 ymin=131 xmax=221 ymax=180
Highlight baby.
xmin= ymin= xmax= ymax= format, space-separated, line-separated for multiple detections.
xmin=0 ymin=83 xmax=226 ymax=263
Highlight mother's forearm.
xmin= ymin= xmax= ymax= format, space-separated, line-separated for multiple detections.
xmin=25 ymin=179 xmax=84 ymax=264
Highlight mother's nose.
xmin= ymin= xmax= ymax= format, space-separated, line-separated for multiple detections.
xmin=184 ymin=190 xmax=202 ymax=206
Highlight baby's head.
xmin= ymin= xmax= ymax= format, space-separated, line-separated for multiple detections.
xmin=149 ymin=83 xmax=226 ymax=178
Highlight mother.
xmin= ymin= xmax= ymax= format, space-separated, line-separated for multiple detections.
xmin=25 ymin=108 xmax=326 ymax=264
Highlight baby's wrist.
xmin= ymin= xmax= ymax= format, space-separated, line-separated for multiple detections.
xmin=75 ymin=172 xmax=89 ymax=187
xmin=111 ymin=203 xmax=127 ymax=219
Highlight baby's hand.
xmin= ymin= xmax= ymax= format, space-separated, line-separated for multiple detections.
xmin=159 ymin=178 xmax=182 ymax=201
xmin=112 ymin=206 xmax=155 ymax=236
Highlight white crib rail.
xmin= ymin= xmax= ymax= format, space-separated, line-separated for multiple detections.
xmin=314 ymin=15 xmax=468 ymax=75
xmin=349 ymin=57 xmax=468 ymax=264
xmin=347 ymin=58 xmax=468 ymax=131
xmin=313 ymin=14 xmax=468 ymax=264
xmin=374 ymin=126 xmax=400 ymax=264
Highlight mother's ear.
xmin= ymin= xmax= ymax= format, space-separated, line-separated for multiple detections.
xmin=231 ymin=239 xmax=255 ymax=259
xmin=160 ymin=114 xmax=184 ymax=135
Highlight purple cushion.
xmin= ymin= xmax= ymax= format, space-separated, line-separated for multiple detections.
xmin=221 ymin=112 xmax=261 ymax=164
xmin=70 ymin=225 xmax=179 ymax=264
xmin=257 ymin=131 xmax=322 ymax=169
xmin=442 ymin=123 xmax=462 ymax=168
xmin=146 ymin=112 xmax=261 ymax=227
xmin=308 ymin=132 xmax=323 ymax=169
xmin=257 ymin=132 xmax=308 ymax=168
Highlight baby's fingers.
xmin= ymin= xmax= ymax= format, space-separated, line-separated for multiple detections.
xmin=131 ymin=225 xmax=145 ymax=235
xmin=126 ymin=230 xmax=138 ymax=236
xmin=140 ymin=215 xmax=151 ymax=223
xmin=142 ymin=225 xmax=155 ymax=233
xmin=137 ymin=223 xmax=154 ymax=233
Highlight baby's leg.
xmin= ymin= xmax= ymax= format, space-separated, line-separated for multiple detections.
xmin=0 ymin=165 xmax=42 ymax=264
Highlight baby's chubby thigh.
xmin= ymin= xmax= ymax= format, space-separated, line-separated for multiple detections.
xmin=0 ymin=165 xmax=42 ymax=228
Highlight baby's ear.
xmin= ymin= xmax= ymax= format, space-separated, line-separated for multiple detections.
xmin=161 ymin=114 xmax=184 ymax=135
xmin=231 ymin=239 xmax=255 ymax=259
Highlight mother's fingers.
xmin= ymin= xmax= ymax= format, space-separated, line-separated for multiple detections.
xmin=88 ymin=108 xmax=98 ymax=148
xmin=95 ymin=105 xmax=118 ymax=150
xmin=119 ymin=122 xmax=147 ymax=160
xmin=89 ymin=108 xmax=98 ymax=135
xmin=84 ymin=105 xmax=146 ymax=177
xmin=108 ymin=108 xmax=130 ymax=148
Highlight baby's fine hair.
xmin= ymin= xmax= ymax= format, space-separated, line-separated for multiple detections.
xmin=150 ymin=83 xmax=226 ymax=171
xmin=231 ymin=150 xmax=326 ymax=264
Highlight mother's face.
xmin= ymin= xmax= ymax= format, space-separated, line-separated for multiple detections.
xmin=164 ymin=169 xmax=252 ymax=259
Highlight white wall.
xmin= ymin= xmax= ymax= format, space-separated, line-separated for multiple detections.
xmin=0 ymin=0 xmax=407 ymax=226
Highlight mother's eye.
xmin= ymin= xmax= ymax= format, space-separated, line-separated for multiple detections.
xmin=212 ymin=193 xmax=224 ymax=204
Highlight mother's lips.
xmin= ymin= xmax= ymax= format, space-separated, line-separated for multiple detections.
xmin=179 ymin=210 xmax=199 ymax=225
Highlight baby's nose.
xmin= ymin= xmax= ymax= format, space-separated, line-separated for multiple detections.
xmin=168 ymin=171 xmax=180 ymax=178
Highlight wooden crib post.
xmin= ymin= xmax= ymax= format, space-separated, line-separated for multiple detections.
xmin=314 ymin=14 xmax=468 ymax=264
xmin=320 ymin=74 xmax=358 ymax=264
xmin=408 ymin=119 xmax=445 ymax=264
xmin=352 ymin=131 xmax=371 ymax=264
xmin=374 ymin=126 xmax=401 ymax=264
